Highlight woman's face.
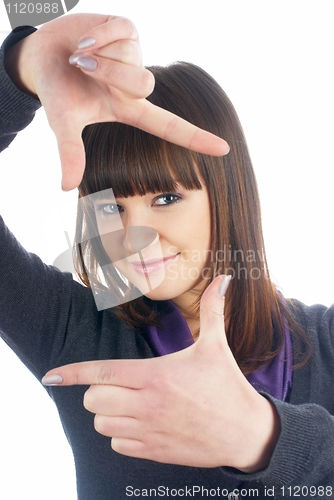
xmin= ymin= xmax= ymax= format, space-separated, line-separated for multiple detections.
xmin=94 ymin=182 xmax=212 ymax=311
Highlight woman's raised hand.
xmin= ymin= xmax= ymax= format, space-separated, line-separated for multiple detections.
xmin=6 ymin=14 xmax=229 ymax=190
xmin=42 ymin=276 xmax=280 ymax=472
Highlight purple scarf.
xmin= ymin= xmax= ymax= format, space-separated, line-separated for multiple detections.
xmin=143 ymin=299 xmax=292 ymax=402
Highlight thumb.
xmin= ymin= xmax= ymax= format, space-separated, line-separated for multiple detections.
xmin=198 ymin=275 xmax=231 ymax=346
xmin=53 ymin=120 xmax=86 ymax=191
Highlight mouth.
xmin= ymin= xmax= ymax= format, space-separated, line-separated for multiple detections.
xmin=130 ymin=254 xmax=179 ymax=276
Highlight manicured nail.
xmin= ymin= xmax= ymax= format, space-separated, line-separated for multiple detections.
xmin=42 ymin=374 xmax=63 ymax=386
xmin=218 ymin=275 xmax=231 ymax=298
xmin=78 ymin=37 xmax=96 ymax=50
xmin=69 ymin=52 xmax=83 ymax=65
xmin=77 ymin=56 xmax=98 ymax=72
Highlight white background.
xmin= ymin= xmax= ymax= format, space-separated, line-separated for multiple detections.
xmin=0 ymin=1 xmax=333 ymax=498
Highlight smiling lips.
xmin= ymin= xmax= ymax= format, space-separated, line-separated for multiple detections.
xmin=130 ymin=254 xmax=179 ymax=275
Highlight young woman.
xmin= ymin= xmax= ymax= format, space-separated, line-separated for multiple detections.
xmin=1 ymin=13 xmax=334 ymax=500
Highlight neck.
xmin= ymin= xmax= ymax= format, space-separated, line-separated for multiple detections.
xmin=171 ymin=300 xmax=200 ymax=340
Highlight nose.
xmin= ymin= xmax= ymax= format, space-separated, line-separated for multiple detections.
xmin=98 ymin=226 xmax=159 ymax=264
xmin=122 ymin=226 xmax=158 ymax=253
xmin=121 ymin=207 xmax=158 ymax=253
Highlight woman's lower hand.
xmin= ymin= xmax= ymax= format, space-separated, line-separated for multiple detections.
xmin=42 ymin=275 xmax=280 ymax=472
xmin=5 ymin=13 xmax=229 ymax=190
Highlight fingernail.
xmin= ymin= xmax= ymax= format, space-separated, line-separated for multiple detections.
xmin=218 ymin=275 xmax=231 ymax=298
xmin=42 ymin=374 xmax=63 ymax=386
xmin=69 ymin=52 xmax=83 ymax=65
xmin=78 ymin=37 xmax=96 ymax=50
xmin=77 ymin=56 xmax=98 ymax=72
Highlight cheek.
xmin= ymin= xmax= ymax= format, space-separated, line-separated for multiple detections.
xmin=180 ymin=206 xmax=211 ymax=248
xmin=99 ymin=232 xmax=126 ymax=264
xmin=173 ymin=203 xmax=210 ymax=237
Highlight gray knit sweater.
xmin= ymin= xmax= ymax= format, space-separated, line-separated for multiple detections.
xmin=1 ymin=28 xmax=334 ymax=500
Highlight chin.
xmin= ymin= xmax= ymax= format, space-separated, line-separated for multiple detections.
xmin=143 ymin=289 xmax=174 ymax=301
xmin=142 ymin=282 xmax=185 ymax=302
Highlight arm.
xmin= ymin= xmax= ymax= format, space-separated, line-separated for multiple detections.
xmin=0 ymin=26 xmax=41 ymax=152
xmin=221 ymin=301 xmax=334 ymax=496
xmin=0 ymin=27 xmax=74 ymax=379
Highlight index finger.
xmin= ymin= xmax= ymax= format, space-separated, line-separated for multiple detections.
xmin=41 ymin=359 xmax=151 ymax=388
xmin=77 ymin=16 xmax=139 ymax=51
xmin=121 ymin=99 xmax=230 ymax=156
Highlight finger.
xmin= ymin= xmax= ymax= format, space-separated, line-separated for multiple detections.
xmin=52 ymin=119 xmax=86 ymax=190
xmin=95 ymin=39 xmax=142 ymax=66
xmin=41 ymin=359 xmax=152 ymax=388
xmin=119 ymin=99 xmax=230 ymax=156
xmin=84 ymin=385 xmax=140 ymax=416
xmin=77 ymin=16 xmax=139 ymax=51
xmin=75 ymin=56 xmax=154 ymax=99
xmin=94 ymin=415 xmax=139 ymax=439
xmin=70 ymin=39 xmax=142 ymax=68
xmin=198 ymin=275 xmax=231 ymax=345
xmin=111 ymin=437 xmax=146 ymax=459
xmin=111 ymin=437 xmax=166 ymax=463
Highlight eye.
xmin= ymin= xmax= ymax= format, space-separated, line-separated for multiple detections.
xmin=95 ymin=203 xmax=123 ymax=216
xmin=153 ymin=194 xmax=182 ymax=206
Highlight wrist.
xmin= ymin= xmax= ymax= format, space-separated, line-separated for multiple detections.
xmin=233 ymin=394 xmax=281 ymax=474
xmin=4 ymin=34 xmax=37 ymax=97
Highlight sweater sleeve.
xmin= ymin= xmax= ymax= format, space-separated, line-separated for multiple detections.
xmin=222 ymin=301 xmax=334 ymax=498
xmin=0 ymin=26 xmax=41 ymax=152
xmin=0 ymin=28 xmax=97 ymax=381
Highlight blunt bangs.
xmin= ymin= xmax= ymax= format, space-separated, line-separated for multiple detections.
xmin=80 ymin=122 xmax=202 ymax=199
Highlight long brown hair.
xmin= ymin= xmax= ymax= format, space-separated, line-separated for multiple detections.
xmin=75 ymin=62 xmax=310 ymax=374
